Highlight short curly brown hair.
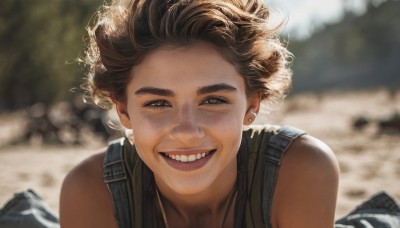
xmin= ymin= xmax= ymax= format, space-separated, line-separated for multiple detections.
xmin=83 ymin=0 xmax=292 ymax=110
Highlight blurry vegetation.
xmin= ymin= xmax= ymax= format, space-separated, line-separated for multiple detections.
xmin=0 ymin=0 xmax=399 ymax=110
xmin=289 ymin=0 xmax=400 ymax=93
xmin=0 ymin=0 xmax=100 ymax=110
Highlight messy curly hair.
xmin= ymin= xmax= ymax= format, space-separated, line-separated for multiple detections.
xmin=83 ymin=0 xmax=292 ymax=110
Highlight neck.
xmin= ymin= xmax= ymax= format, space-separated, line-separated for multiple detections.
xmin=155 ymin=158 xmax=237 ymax=225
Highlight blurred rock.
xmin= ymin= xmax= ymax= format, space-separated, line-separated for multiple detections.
xmin=352 ymin=116 xmax=371 ymax=131
xmin=12 ymin=96 xmax=120 ymax=146
xmin=352 ymin=112 xmax=400 ymax=135
xmin=378 ymin=112 xmax=400 ymax=134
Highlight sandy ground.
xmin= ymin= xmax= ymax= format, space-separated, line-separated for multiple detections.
xmin=0 ymin=89 xmax=399 ymax=219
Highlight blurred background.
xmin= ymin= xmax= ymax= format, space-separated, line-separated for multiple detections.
xmin=0 ymin=0 xmax=399 ymax=219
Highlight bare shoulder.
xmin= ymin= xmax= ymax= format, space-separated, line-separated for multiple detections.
xmin=284 ymin=134 xmax=339 ymax=174
xmin=271 ymin=134 xmax=340 ymax=228
xmin=60 ymin=149 xmax=118 ymax=228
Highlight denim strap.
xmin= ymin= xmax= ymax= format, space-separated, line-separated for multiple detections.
xmin=262 ymin=125 xmax=306 ymax=227
xmin=103 ymin=138 xmax=132 ymax=228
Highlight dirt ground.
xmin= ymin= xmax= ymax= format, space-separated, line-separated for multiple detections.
xmin=0 ymin=89 xmax=399 ymax=219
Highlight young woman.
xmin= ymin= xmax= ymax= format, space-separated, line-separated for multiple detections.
xmin=60 ymin=0 xmax=339 ymax=227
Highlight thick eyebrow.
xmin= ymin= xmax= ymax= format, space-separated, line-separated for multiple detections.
xmin=197 ymin=83 xmax=237 ymax=95
xmin=134 ymin=83 xmax=237 ymax=97
xmin=134 ymin=87 xmax=175 ymax=97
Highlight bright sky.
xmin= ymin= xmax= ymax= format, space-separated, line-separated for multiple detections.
xmin=267 ymin=0 xmax=369 ymax=38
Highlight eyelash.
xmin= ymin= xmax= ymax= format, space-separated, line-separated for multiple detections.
xmin=143 ymin=100 xmax=171 ymax=109
xmin=201 ymin=96 xmax=229 ymax=105
xmin=143 ymin=96 xmax=229 ymax=110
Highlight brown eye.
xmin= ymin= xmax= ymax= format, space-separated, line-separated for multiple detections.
xmin=143 ymin=100 xmax=172 ymax=109
xmin=202 ymin=97 xmax=228 ymax=105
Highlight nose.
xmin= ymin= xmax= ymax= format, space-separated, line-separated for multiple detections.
xmin=169 ymin=104 xmax=204 ymax=142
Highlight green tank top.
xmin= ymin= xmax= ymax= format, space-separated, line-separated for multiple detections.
xmin=104 ymin=125 xmax=305 ymax=227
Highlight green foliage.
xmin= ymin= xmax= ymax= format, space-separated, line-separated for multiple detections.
xmin=0 ymin=0 xmax=100 ymax=110
xmin=1 ymin=0 xmax=398 ymax=109
xmin=288 ymin=0 xmax=400 ymax=93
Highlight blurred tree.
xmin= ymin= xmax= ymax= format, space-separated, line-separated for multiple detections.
xmin=0 ymin=0 xmax=100 ymax=110
xmin=288 ymin=0 xmax=400 ymax=93
xmin=1 ymin=0 xmax=398 ymax=109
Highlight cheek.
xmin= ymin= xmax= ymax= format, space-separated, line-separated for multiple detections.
xmin=203 ymin=113 xmax=243 ymax=134
xmin=201 ymin=109 xmax=245 ymax=145
xmin=133 ymin=114 xmax=170 ymax=133
xmin=201 ymin=103 xmax=247 ymax=129
xmin=129 ymin=111 xmax=174 ymax=155
xmin=129 ymin=106 xmax=172 ymax=133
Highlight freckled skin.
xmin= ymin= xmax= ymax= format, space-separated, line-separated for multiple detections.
xmin=117 ymin=42 xmax=256 ymax=198
xmin=60 ymin=41 xmax=339 ymax=228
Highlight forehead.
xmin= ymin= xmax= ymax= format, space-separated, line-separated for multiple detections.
xmin=128 ymin=42 xmax=246 ymax=92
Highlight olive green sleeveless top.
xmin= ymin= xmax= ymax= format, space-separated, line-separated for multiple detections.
xmin=103 ymin=125 xmax=305 ymax=227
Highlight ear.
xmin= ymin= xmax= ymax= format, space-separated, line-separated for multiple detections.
xmin=244 ymin=92 xmax=261 ymax=125
xmin=116 ymin=101 xmax=133 ymax=129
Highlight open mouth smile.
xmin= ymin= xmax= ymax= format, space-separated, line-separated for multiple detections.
xmin=162 ymin=149 xmax=216 ymax=163
xmin=160 ymin=149 xmax=217 ymax=171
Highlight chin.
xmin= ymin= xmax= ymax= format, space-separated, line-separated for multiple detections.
xmin=166 ymin=177 xmax=213 ymax=195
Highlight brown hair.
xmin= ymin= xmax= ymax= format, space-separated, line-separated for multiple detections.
xmin=83 ymin=0 xmax=292 ymax=109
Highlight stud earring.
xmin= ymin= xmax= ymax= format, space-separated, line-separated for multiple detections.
xmin=247 ymin=110 xmax=257 ymax=124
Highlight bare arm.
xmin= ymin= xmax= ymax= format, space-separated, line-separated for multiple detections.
xmin=59 ymin=152 xmax=118 ymax=228
xmin=271 ymin=134 xmax=340 ymax=228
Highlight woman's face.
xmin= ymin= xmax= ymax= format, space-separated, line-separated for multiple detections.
xmin=118 ymin=42 xmax=259 ymax=195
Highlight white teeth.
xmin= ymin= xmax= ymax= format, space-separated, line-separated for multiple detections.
xmin=165 ymin=151 xmax=213 ymax=163
xmin=181 ymin=155 xmax=188 ymax=162
xmin=188 ymin=154 xmax=196 ymax=162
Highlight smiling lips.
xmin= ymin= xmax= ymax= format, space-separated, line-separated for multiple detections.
xmin=162 ymin=149 xmax=216 ymax=163
xmin=161 ymin=149 xmax=216 ymax=171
